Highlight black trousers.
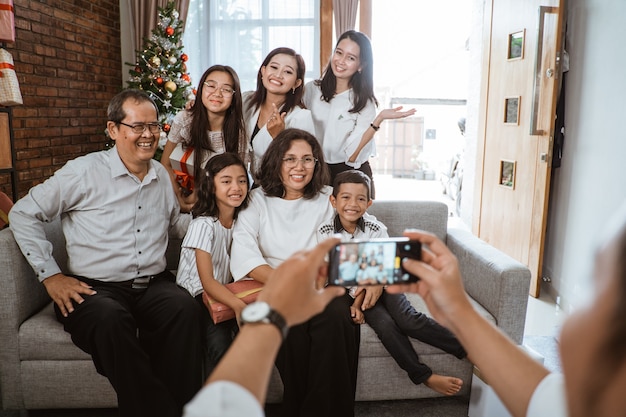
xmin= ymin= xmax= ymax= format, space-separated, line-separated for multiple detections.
xmin=275 ymin=293 xmax=360 ymax=417
xmin=363 ymin=291 xmax=466 ymax=385
xmin=327 ymin=161 xmax=376 ymax=199
xmin=54 ymin=272 xmax=204 ymax=417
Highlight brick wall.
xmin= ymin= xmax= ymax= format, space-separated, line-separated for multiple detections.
xmin=0 ymin=0 xmax=122 ymax=199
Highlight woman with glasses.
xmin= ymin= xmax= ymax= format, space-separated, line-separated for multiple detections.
xmin=304 ymin=30 xmax=415 ymax=198
xmin=243 ymin=47 xmax=315 ymax=179
xmin=161 ymin=65 xmax=249 ymax=212
xmin=230 ymin=128 xmax=360 ymax=417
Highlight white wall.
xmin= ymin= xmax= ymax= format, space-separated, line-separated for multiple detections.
xmin=463 ymin=0 xmax=626 ymax=312
xmin=541 ymin=0 xmax=626 ymax=311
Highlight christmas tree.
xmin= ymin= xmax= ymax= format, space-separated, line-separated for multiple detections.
xmin=126 ymin=1 xmax=195 ymax=160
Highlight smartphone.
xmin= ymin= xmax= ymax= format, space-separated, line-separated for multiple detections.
xmin=327 ymin=237 xmax=421 ymax=286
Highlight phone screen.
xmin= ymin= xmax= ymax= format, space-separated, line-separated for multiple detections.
xmin=327 ymin=238 xmax=421 ymax=286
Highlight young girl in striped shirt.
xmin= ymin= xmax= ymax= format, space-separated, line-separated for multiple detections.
xmin=176 ymin=153 xmax=250 ymax=377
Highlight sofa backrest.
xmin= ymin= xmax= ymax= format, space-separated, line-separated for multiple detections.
xmin=368 ymin=200 xmax=448 ymax=241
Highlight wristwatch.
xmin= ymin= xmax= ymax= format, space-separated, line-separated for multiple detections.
xmin=241 ymin=301 xmax=289 ymax=340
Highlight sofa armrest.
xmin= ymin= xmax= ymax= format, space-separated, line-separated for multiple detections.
xmin=446 ymin=226 xmax=531 ymax=344
xmin=0 ymin=227 xmax=51 ymax=408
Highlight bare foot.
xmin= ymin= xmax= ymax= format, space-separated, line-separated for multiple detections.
xmin=424 ymin=374 xmax=463 ymax=396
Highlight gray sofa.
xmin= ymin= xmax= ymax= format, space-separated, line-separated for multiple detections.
xmin=0 ymin=200 xmax=531 ymax=411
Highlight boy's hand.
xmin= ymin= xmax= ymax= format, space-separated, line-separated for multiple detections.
xmin=361 ymin=285 xmax=383 ymax=310
xmin=350 ymin=305 xmax=364 ymax=324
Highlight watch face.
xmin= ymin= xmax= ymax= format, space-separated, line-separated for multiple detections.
xmin=243 ymin=301 xmax=271 ymax=322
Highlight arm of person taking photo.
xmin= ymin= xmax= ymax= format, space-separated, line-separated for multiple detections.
xmin=347 ymin=106 xmax=417 ymax=164
xmin=184 ymin=237 xmax=345 ymax=416
xmin=386 ymin=230 xmax=550 ymax=417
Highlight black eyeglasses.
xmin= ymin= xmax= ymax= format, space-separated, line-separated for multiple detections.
xmin=118 ymin=122 xmax=162 ymax=134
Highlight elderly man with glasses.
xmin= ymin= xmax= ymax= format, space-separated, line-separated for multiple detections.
xmin=9 ymin=89 xmax=203 ymax=417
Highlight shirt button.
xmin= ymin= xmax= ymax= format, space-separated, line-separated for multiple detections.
xmin=137 ymin=229 xmax=140 ymax=232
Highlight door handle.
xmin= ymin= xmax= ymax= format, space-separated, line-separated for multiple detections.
xmin=530 ymin=5 xmax=558 ymax=136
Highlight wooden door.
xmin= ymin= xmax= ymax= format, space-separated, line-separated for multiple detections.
xmin=475 ymin=0 xmax=565 ymax=297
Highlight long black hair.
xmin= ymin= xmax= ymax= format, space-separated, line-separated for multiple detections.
xmin=315 ymin=30 xmax=378 ymax=113
xmin=191 ymin=152 xmax=250 ymax=220
xmin=189 ymin=65 xmax=247 ymax=179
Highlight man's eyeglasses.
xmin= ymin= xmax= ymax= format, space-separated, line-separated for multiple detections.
xmin=282 ymin=156 xmax=318 ymax=168
xmin=203 ymin=81 xmax=235 ymax=98
xmin=118 ymin=122 xmax=162 ymax=134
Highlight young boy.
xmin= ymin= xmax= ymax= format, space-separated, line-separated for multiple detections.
xmin=317 ymin=170 xmax=467 ymax=396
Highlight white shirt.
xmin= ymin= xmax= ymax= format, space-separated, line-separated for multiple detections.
xmin=230 ymin=186 xmax=334 ymax=280
xmin=176 ymin=216 xmax=234 ymax=297
xmin=526 ymin=373 xmax=567 ymax=417
xmin=242 ymin=91 xmax=316 ymax=176
xmin=303 ymin=81 xmax=377 ymax=168
xmin=9 ymin=147 xmax=190 ymax=282
xmin=183 ymin=380 xmax=263 ymax=417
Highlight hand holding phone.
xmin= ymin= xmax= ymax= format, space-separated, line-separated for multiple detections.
xmin=328 ymin=238 xmax=421 ymax=287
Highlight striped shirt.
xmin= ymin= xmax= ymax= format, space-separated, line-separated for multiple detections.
xmin=176 ymin=216 xmax=234 ymax=297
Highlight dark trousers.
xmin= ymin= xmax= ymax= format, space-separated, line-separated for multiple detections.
xmin=363 ymin=291 xmax=466 ymax=385
xmin=54 ymin=272 xmax=204 ymax=417
xmin=276 ymin=293 xmax=360 ymax=417
xmin=327 ymin=161 xmax=376 ymax=199
xmin=194 ymin=294 xmax=238 ymax=379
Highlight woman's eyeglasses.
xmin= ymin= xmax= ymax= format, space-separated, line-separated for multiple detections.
xmin=282 ymin=156 xmax=318 ymax=168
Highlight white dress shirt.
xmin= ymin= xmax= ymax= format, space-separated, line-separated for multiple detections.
xmin=303 ymin=81 xmax=377 ymax=168
xmin=9 ymin=147 xmax=190 ymax=282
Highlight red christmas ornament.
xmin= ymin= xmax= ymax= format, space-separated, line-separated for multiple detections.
xmin=165 ymin=26 xmax=174 ymax=36
xmin=192 ymin=88 xmax=197 ymax=95
xmin=156 ymin=77 xmax=164 ymax=85
xmin=182 ymin=63 xmax=187 ymax=72
xmin=181 ymin=53 xmax=188 ymax=62
xmin=134 ymin=65 xmax=141 ymax=73
xmin=181 ymin=74 xmax=190 ymax=82
xmin=163 ymin=123 xmax=171 ymax=133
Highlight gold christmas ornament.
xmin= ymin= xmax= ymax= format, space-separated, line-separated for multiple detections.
xmin=164 ymin=81 xmax=177 ymax=92
xmin=150 ymin=56 xmax=161 ymax=67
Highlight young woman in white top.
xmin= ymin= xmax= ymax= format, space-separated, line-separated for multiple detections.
xmin=243 ymin=47 xmax=315 ymax=178
xmin=304 ymin=30 xmax=415 ymax=198
xmin=230 ymin=128 xmax=359 ymax=417
xmin=176 ymin=153 xmax=250 ymax=378
xmin=161 ymin=65 xmax=249 ymax=212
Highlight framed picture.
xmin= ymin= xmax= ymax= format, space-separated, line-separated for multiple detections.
xmin=507 ymin=30 xmax=525 ymax=60
xmin=504 ymin=96 xmax=521 ymax=125
xmin=499 ymin=160 xmax=516 ymax=189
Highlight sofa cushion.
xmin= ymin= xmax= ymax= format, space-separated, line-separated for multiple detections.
xmin=19 ymin=303 xmax=90 ymax=360
xmin=368 ymin=200 xmax=449 ymax=241
xmin=359 ymin=293 xmax=495 ymax=358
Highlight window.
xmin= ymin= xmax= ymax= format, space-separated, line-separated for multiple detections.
xmin=183 ymin=0 xmax=320 ymax=92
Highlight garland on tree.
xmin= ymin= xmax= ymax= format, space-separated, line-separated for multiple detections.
xmin=126 ymin=1 xmax=195 ymax=160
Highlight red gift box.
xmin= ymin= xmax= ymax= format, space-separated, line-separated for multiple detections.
xmin=0 ymin=0 xmax=15 ymax=43
xmin=202 ymin=279 xmax=263 ymax=324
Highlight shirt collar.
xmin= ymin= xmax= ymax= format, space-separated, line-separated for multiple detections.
xmin=109 ymin=147 xmax=157 ymax=183
xmin=333 ymin=213 xmax=366 ymax=234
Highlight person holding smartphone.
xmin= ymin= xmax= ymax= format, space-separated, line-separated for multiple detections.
xmin=317 ymin=170 xmax=466 ymax=395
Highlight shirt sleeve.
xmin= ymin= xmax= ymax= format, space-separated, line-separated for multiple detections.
xmin=9 ymin=161 xmax=85 ymax=281
xmin=526 ymin=373 xmax=567 ymax=417
xmin=230 ymin=194 xmax=268 ymax=280
xmin=168 ymin=110 xmax=191 ymax=145
xmin=183 ymin=381 xmax=263 ymax=417
xmin=182 ymin=218 xmax=214 ymax=253
xmin=342 ymin=100 xmax=378 ymax=168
